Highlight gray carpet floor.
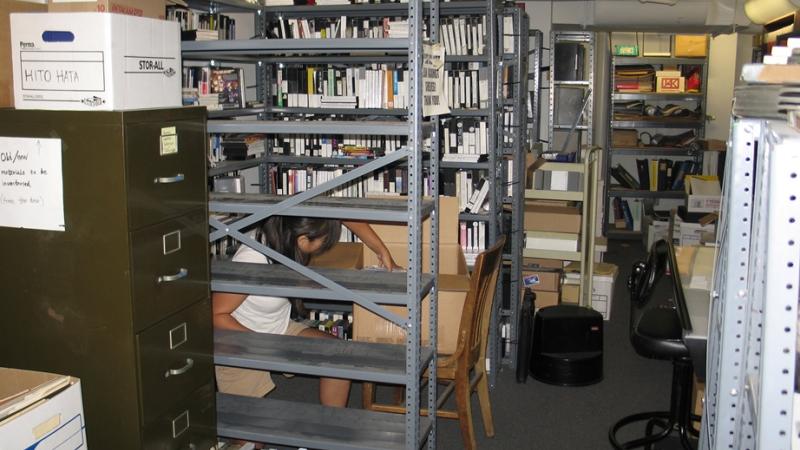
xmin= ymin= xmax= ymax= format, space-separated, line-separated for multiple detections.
xmin=262 ymin=240 xmax=695 ymax=449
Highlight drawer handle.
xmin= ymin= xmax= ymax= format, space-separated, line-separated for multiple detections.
xmin=153 ymin=173 xmax=184 ymax=184
xmin=164 ymin=358 xmax=194 ymax=378
xmin=158 ymin=268 xmax=188 ymax=283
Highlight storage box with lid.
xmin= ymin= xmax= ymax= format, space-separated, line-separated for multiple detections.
xmin=684 ymin=175 xmax=721 ymax=213
xmin=0 ymin=368 xmax=86 ymax=449
xmin=48 ymin=0 xmax=166 ymax=19
xmin=10 ymin=12 xmax=180 ymax=110
xmin=561 ymin=262 xmax=619 ymax=320
xmin=0 ymin=1 xmax=47 ymax=108
xmin=674 ymin=35 xmax=708 ymax=57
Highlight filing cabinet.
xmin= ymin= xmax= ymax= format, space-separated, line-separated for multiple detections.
xmin=0 ymin=108 xmax=215 ymax=449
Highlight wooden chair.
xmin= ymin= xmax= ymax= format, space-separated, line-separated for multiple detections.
xmin=362 ymin=236 xmax=506 ymax=450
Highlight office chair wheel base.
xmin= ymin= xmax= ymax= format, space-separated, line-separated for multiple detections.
xmin=609 ymin=411 xmax=695 ymax=450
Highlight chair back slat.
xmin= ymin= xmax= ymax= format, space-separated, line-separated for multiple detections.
xmin=455 ymin=236 xmax=506 ymax=365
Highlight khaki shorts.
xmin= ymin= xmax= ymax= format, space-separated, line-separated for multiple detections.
xmin=215 ymin=320 xmax=308 ymax=397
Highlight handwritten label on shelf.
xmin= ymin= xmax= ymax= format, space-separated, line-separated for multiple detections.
xmin=422 ymin=42 xmax=450 ymax=117
xmin=0 ymin=137 xmax=65 ymax=231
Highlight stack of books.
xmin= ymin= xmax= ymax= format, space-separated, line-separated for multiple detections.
xmin=614 ymin=65 xmax=655 ymax=92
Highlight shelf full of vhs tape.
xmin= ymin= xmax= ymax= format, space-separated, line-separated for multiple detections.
xmin=603 ymin=49 xmax=709 ymax=240
xmin=179 ymin=0 xmax=512 ymax=271
xmin=179 ymin=0 xmax=504 ymax=448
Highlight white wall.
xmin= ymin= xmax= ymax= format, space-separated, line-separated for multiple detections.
xmin=706 ymin=33 xmax=752 ymax=140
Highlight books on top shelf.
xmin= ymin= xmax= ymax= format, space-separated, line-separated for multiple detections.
xmin=166 ymin=6 xmax=236 ymax=40
xmin=271 ymin=63 xmax=487 ymax=111
xmin=611 ymin=159 xmax=699 ymax=191
xmin=183 ymin=67 xmax=244 ymax=110
xmin=270 ymin=166 xmax=431 ymax=197
xmin=614 ymin=65 xmax=655 ymax=93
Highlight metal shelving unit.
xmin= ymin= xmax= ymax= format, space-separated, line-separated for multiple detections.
xmin=184 ymin=0 xmax=438 ymax=448
xmin=700 ymin=80 xmax=800 ymax=450
xmin=604 ymin=45 xmax=708 ymax=238
xmin=547 ymin=30 xmax=594 ymax=154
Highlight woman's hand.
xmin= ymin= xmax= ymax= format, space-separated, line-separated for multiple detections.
xmin=343 ymin=221 xmax=402 ymax=271
xmin=377 ymin=248 xmax=401 ymax=271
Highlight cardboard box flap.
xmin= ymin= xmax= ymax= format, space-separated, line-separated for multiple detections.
xmin=563 ymin=262 xmax=619 ymax=276
xmin=369 ymin=196 xmax=459 ymax=245
xmin=0 ymin=369 xmax=72 ymax=422
xmin=439 ymin=274 xmax=471 ymax=292
xmin=685 ymin=176 xmax=721 ymax=196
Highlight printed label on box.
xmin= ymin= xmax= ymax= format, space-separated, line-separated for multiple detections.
xmin=123 ymin=55 xmax=178 ymax=77
xmin=20 ymin=51 xmax=106 ymax=92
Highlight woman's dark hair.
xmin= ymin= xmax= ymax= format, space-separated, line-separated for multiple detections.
xmin=260 ymin=216 xmax=342 ymax=318
xmin=261 ymin=216 xmax=342 ymax=265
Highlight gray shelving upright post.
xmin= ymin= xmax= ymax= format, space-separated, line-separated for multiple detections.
xmin=493 ymin=6 xmax=529 ymax=374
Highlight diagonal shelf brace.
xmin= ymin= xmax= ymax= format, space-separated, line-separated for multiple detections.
xmin=209 ymin=148 xmax=409 ymax=242
xmin=220 ymin=226 xmax=409 ymax=328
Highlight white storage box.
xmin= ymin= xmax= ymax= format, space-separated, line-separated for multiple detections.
xmin=684 ymin=176 xmax=721 ymax=213
xmin=0 ymin=368 xmax=86 ymax=449
xmin=679 ymin=222 xmax=716 ymax=247
xmin=11 ymin=12 xmax=181 ymax=110
xmin=563 ymin=262 xmax=619 ymax=320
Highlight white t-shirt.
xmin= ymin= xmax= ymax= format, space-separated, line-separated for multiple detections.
xmin=229 ymin=245 xmax=292 ymax=334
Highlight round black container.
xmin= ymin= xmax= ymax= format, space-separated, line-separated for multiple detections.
xmin=529 ymin=304 xmax=603 ymax=386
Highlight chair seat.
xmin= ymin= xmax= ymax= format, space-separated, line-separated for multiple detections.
xmin=631 ymin=306 xmax=690 ymax=360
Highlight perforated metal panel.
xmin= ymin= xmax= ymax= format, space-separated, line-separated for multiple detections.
xmin=701 ymin=103 xmax=800 ymax=450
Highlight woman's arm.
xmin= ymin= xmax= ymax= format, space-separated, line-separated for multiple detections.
xmin=343 ymin=221 xmax=401 ymax=271
xmin=212 ymin=292 xmax=251 ymax=331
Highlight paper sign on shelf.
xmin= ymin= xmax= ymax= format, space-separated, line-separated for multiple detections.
xmin=0 ymin=137 xmax=65 ymax=232
xmin=422 ymin=42 xmax=450 ymax=117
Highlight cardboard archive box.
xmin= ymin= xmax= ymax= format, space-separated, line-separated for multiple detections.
xmin=0 ymin=1 xmax=48 ymax=108
xmin=656 ymin=75 xmax=685 ymax=93
xmin=561 ymin=262 xmax=619 ymax=320
xmin=678 ymin=222 xmax=716 ymax=247
xmin=521 ymin=267 xmax=561 ymax=310
xmin=48 ymin=0 xmax=167 ymax=19
xmin=0 ymin=368 xmax=86 ymax=449
xmin=685 ymin=176 xmax=721 ymax=213
xmin=674 ymin=35 xmax=708 ymax=57
xmin=311 ymin=197 xmax=472 ymax=354
xmin=10 ymin=13 xmax=181 ymax=111
xmin=524 ymin=203 xmax=582 ymax=234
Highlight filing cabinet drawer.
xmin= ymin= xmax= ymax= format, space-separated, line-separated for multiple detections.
xmin=138 ymin=299 xmax=213 ymax=425
xmin=142 ymin=382 xmax=216 ymax=450
xmin=126 ymin=119 xmax=207 ymax=230
xmin=132 ymin=210 xmax=209 ymax=331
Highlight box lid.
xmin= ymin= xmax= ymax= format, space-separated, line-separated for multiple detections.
xmin=684 ymin=175 xmax=720 ymax=196
xmin=563 ymin=262 xmax=619 ymax=276
xmin=0 ymin=368 xmax=72 ymax=422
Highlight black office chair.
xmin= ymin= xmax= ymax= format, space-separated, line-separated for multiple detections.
xmin=608 ymin=239 xmax=697 ymax=450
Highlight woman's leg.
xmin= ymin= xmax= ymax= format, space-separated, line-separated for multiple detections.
xmin=298 ymin=327 xmax=351 ymax=407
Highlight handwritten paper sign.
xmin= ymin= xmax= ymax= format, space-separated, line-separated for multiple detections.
xmin=0 ymin=137 xmax=65 ymax=231
xmin=422 ymin=42 xmax=450 ymax=117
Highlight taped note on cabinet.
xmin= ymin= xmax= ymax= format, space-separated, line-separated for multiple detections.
xmin=0 ymin=137 xmax=65 ymax=231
